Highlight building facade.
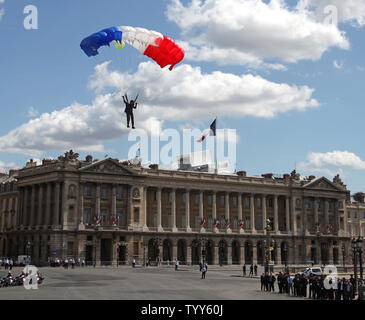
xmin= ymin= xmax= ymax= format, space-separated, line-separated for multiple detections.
xmin=0 ymin=151 xmax=353 ymax=266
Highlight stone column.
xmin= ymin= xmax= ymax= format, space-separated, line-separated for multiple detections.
xmin=30 ymin=185 xmax=36 ymax=227
xmin=143 ymin=187 xmax=149 ymax=231
xmin=172 ymin=243 xmax=178 ymax=261
xmin=227 ymin=245 xmax=232 ymax=265
xmin=240 ymin=244 xmax=245 ymax=265
xmin=157 ymin=188 xmax=163 ymax=232
xmin=111 ymin=185 xmax=117 ymax=222
xmin=252 ymin=244 xmax=258 ymax=264
xmin=285 ymin=196 xmax=290 ymax=232
xmin=303 ymin=197 xmax=308 ymax=235
xmin=328 ymin=244 xmax=334 ymax=264
xmin=199 ymin=190 xmax=205 ymax=232
xmin=324 ymin=199 xmax=329 ymax=231
xmin=238 ymin=193 xmax=244 ymax=234
xmin=212 ymin=192 xmax=218 ymax=233
xmin=334 ymin=200 xmax=339 ymax=234
xmin=214 ymin=245 xmax=219 ymax=265
xmin=96 ymin=183 xmax=101 ymax=217
xmin=45 ymin=183 xmax=52 ymax=227
xmin=225 ymin=192 xmax=231 ymax=233
xmin=262 ymin=194 xmax=267 ymax=233
xmin=186 ymin=244 xmax=192 ymax=265
xmin=185 ymin=189 xmax=192 ymax=232
xmin=314 ymin=198 xmax=319 ymax=229
xmin=78 ymin=184 xmax=84 ymax=228
xmin=53 ymin=182 xmax=60 ymax=226
xmin=343 ymin=200 xmax=348 ymax=235
xmin=276 ymin=245 xmax=282 ymax=265
xmin=172 ymin=188 xmax=177 ymax=232
xmin=291 ymin=196 xmax=297 ymax=235
xmin=23 ymin=187 xmax=29 ymax=227
xmin=274 ymin=195 xmax=279 ymax=233
xmin=250 ymin=194 xmax=256 ymax=233
xmin=61 ymin=181 xmax=68 ymax=227
xmin=37 ymin=184 xmax=44 ymax=227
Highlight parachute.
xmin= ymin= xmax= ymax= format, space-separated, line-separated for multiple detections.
xmin=80 ymin=26 xmax=185 ymax=71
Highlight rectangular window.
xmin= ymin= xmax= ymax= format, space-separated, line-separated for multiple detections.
xmin=101 ymin=186 xmax=108 ymax=200
xmin=101 ymin=209 xmax=107 ymax=226
xmin=257 ymin=198 xmax=262 ymax=209
xmin=168 ymin=192 xmax=172 ymax=203
xmin=305 ymin=200 xmax=311 ymax=209
xmin=116 ymin=186 xmax=123 ymax=200
xmin=134 ymin=208 xmax=139 ymax=223
xmin=233 ymin=216 xmax=238 ymax=229
xmin=221 ymin=196 xmax=225 ymax=206
xmin=67 ymin=242 xmax=74 ymax=256
xmin=233 ymin=196 xmax=238 ymax=208
xmin=195 ymin=194 xmax=200 ymax=205
xmin=268 ymin=198 xmax=273 ymax=208
xmin=245 ymin=197 xmax=250 ymax=209
xmin=153 ymin=213 xmax=157 ymax=227
xmin=208 ymin=195 xmax=213 ymax=206
xmin=154 ymin=191 xmax=157 ymax=202
xmin=181 ymin=214 xmax=186 ymax=228
xmin=117 ymin=209 xmax=124 ymax=226
xmin=195 ymin=215 xmax=199 ymax=228
xmin=168 ymin=213 xmax=172 ymax=228
xmin=245 ymin=216 xmax=250 ymax=229
xmin=83 ymin=208 xmax=91 ymax=224
xmin=182 ymin=193 xmax=186 ymax=204
xmin=134 ymin=242 xmax=139 ymax=256
xmin=84 ymin=185 xmax=92 ymax=197
xmin=257 ymin=215 xmax=262 ymax=230
xmin=208 ymin=215 xmax=213 ymax=229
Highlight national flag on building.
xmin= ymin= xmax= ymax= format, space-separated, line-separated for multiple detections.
xmin=200 ymin=218 xmax=206 ymax=227
xmin=197 ymin=119 xmax=217 ymax=142
xmin=315 ymin=223 xmax=321 ymax=232
xmin=326 ymin=224 xmax=333 ymax=232
xmin=214 ymin=219 xmax=220 ymax=227
xmin=94 ymin=215 xmax=102 ymax=226
xmin=225 ymin=219 xmax=231 ymax=229
xmin=239 ymin=220 xmax=245 ymax=228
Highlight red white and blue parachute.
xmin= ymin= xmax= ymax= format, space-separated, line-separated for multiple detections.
xmin=80 ymin=26 xmax=185 ymax=71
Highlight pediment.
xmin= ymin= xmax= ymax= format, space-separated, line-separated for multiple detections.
xmin=79 ymin=158 xmax=137 ymax=175
xmin=303 ymin=177 xmax=342 ymax=191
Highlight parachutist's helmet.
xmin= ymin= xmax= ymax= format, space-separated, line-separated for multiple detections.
xmin=130 ymin=100 xmax=134 ymax=104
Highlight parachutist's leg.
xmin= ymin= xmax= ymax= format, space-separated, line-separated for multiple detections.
xmin=131 ymin=113 xmax=135 ymax=129
xmin=127 ymin=113 xmax=131 ymax=128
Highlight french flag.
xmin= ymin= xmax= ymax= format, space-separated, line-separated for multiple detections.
xmin=197 ymin=119 xmax=216 ymax=142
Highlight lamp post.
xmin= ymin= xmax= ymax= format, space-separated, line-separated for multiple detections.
xmin=352 ymin=238 xmax=358 ymax=295
xmin=26 ymin=241 xmax=31 ymax=265
xmin=264 ymin=219 xmax=275 ymax=273
xmin=357 ymin=237 xmax=363 ymax=280
xmin=198 ymin=237 xmax=207 ymax=265
xmin=142 ymin=241 xmax=148 ymax=267
xmin=117 ymin=246 xmax=120 ymax=267
xmin=153 ymin=237 xmax=162 ymax=266
xmin=342 ymin=244 xmax=346 ymax=272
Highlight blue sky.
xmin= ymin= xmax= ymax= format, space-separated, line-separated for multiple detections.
xmin=1 ymin=0 xmax=365 ymax=193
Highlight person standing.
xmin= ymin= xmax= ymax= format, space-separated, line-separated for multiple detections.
xmin=269 ymin=273 xmax=276 ymax=292
xmin=254 ymin=264 xmax=258 ymax=276
xmin=242 ymin=264 xmax=246 ymax=277
xmin=344 ymin=280 xmax=353 ymax=300
xmin=174 ymin=259 xmax=179 ymax=271
xmin=260 ymin=273 xmax=265 ymax=291
xmin=9 ymin=259 xmax=13 ymax=271
xmin=132 ymin=257 xmax=136 ymax=268
xmin=249 ymin=264 xmax=254 ymax=277
xmin=201 ymin=264 xmax=207 ymax=279
xmin=277 ymin=272 xmax=283 ymax=293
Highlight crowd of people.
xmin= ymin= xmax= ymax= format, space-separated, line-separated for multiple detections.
xmin=260 ymin=270 xmax=364 ymax=300
xmin=49 ymin=257 xmax=86 ymax=268
xmin=0 ymin=258 xmax=14 ymax=270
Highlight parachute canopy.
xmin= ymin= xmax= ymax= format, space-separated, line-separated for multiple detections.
xmin=80 ymin=26 xmax=185 ymax=71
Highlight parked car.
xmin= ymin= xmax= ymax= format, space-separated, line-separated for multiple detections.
xmin=299 ymin=267 xmax=323 ymax=277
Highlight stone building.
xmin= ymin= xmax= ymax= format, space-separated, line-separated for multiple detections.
xmin=0 ymin=151 xmax=353 ymax=266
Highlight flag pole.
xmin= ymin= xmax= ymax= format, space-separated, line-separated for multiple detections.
xmin=215 ymin=116 xmax=218 ymax=175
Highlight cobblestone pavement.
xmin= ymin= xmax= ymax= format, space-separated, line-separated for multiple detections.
xmin=0 ymin=266 xmax=303 ymax=300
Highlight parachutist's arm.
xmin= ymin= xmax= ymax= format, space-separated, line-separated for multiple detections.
xmin=134 ymin=103 xmax=138 ymax=109
xmin=135 ymin=94 xmax=139 ymax=103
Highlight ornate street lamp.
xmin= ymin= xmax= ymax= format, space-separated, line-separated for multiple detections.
xmin=352 ymin=238 xmax=358 ymax=294
xmin=199 ymin=237 xmax=208 ymax=265
xmin=218 ymin=241 xmax=225 ymax=266
xmin=264 ymin=219 xmax=275 ymax=273
xmin=357 ymin=237 xmax=363 ymax=280
xmin=342 ymin=244 xmax=346 ymax=272
xmin=153 ymin=237 xmax=162 ymax=266
xmin=26 ymin=241 xmax=31 ymax=265
xmin=142 ymin=240 xmax=148 ymax=267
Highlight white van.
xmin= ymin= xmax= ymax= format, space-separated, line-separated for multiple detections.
xmin=299 ymin=267 xmax=323 ymax=277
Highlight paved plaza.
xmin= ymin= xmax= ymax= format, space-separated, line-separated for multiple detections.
xmin=0 ymin=265 xmax=303 ymax=300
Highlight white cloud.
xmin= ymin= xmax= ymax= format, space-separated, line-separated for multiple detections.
xmin=0 ymin=61 xmax=318 ymax=157
xmin=28 ymin=106 xmax=39 ymax=118
xmin=0 ymin=160 xmax=18 ymax=174
xmin=166 ymin=0 xmax=350 ymax=67
xmin=298 ymin=151 xmax=365 ymax=176
xmin=0 ymin=0 xmax=4 ymax=21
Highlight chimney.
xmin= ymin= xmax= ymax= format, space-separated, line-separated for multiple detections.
xmin=283 ymin=174 xmax=290 ymax=180
xmin=86 ymin=155 xmax=93 ymax=163
xmin=149 ymin=164 xmax=159 ymax=170
xmin=262 ymin=173 xmax=273 ymax=179
xmin=308 ymin=175 xmax=316 ymax=181
xmin=237 ymin=171 xmax=246 ymax=177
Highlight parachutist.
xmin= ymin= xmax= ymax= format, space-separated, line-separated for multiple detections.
xmin=123 ymin=94 xmax=138 ymax=129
